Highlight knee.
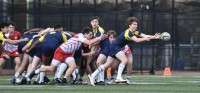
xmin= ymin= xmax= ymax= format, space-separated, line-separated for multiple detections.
xmin=69 ymin=63 xmax=76 ymax=69
xmin=49 ymin=66 xmax=56 ymax=72
xmin=122 ymin=58 xmax=128 ymax=64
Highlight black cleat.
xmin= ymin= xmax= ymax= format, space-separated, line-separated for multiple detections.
xmin=95 ymin=81 xmax=106 ymax=85
xmin=20 ymin=77 xmax=27 ymax=85
xmin=11 ymin=76 xmax=16 ymax=85
xmin=60 ymin=78 xmax=70 ymax=86
xmin=29 ymin=71 xmax=36 ymax=80
xmin=32 ymin=81 xmax=39 ymax=85
xmin=55 ymin=78 xmax=62 ymax=85
xmin=44 ymin=76 xmax=50 ymax=84
xmin=50 ymin=79 xmax=56 ymax=85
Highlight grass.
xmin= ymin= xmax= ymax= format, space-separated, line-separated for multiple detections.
xmin=0 ymin=75 xmax=200 ymax=93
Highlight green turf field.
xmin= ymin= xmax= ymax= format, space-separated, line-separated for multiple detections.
xmin=0 ymin=75 xmax=200 ymax=93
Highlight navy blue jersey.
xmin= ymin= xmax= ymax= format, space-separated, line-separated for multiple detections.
xmin=113 ymin=29 xmax=141 ymax=47
xmin=93 ymin=26 xmax=110 ymax=50
xmin=18 ymin=33 xmax=38 ymax=54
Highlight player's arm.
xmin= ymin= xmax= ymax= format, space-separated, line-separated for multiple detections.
xmin=26 ymin=36 xmax=44 ymax=52
xmin=140 ymin=33 xmax=161 ymax=40
xmin=32 ymin=28 xmax=52 ymax=38
xmin=83 ymin=34 xmax=106 ymax=46
xmin=88 ymin=46 xmax=96 ymax=57
xmin=26 ymin=40 xmax=41 ymax=53
xmin=22 ymin=39 xmax=33 ymax=52
xmin=131 ymin=35 xmax=150 ymax=43
xmin=62 ymin=31 xmax=76 ymax=36
xmin=81 ymin=49 xmax=91 ymax=57
xmin=23 ymin=28 xmax=43 ymax=35
xmin=4 ymin=38 xmax=29 ymax=44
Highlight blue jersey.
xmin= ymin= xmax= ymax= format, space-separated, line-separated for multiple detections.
xmin=93 ymin=26 xmax=110 ymax=48
xmin=113 ymin=29 xmax=141 ymax=47
xmin=18 ymin=33 xmax=38 ymax=54
xmin=109 ymin=29 xmax=141 ymax=57
xmin=39 ymin=31 xmax=70 ymax=58
xmin=40 ymin=31 xmax=68 ymax=47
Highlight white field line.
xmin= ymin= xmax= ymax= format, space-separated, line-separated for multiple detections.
xmin=131 ymin=82 xmax=171 ymax=85
xmin=0 ymin=85 xmax=71 ymax=89
xmin=130 ymin=76 xmax=184 ymax=78
xmin=173 ymin=81 xmax=200 ymax=83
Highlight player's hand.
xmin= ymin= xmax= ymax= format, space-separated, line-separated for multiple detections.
xmin=99 ymin=33 xmax=107 ymax=40
xmin=154 ymin=33 xmax=161 ymax=39
xmin=89 ymin=51 xmax=95 ymax=57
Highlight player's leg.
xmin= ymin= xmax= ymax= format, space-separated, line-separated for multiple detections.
xmin=85 ymin=56 xmax=93 ymax=75
xmin=13 ymin=57 xmax=21 ymax=71
xmin=0 ymin=52 xmax=8 ymax=72
xmin=115 ymin=51 xmax=128 ymax=82
xmin=14 ymin=53 xmax=29 ymax=79
xmin=0 ymin=58 xmax=6 ymax=72
xmin=126 ymin=54 xmax=133 ymax=83
xmin=95 ymin=54 xmax=107 ymax=84
xmin=106 ymin=59 xmax=119 ymax=84
xmin=88 ymin=56 xmax=115 ymax=86
xmin=24 ymin=55 xmax=41 ymax=83
xmin=61 ymin=57 xmax=76 ymax=85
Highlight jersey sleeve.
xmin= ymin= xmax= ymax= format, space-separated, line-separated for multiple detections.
xmin=26 ymin=39 xmax=33 ymax=46
xmin=0 ymin=32 xmax=6 ymax=42
xmin=134 ymin=31 xmax=141 ymax=36
xmin=38 ymin=35 xmax=45 ymax=42
xmin=78 ymin=34 xmax=87 ymax=42
xmin=61 ymin=33 xmax=67 ymax=42
xmin=124 ymin=30 xmax=135 ymax=41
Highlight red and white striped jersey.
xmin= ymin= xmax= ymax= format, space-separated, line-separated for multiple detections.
xmin=4 ymin=31 xmax=21 ymax=52
xmin=60 ymin=33 xmax=87 ymax=53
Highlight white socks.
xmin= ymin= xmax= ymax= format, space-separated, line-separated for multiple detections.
xmin=14 ymin=73 xmax=19 ymax=78
xmin=91 ymin=65 xmax=105 ymax=79
xmin=39 ymin=72 xmax=45 ymax=83
xmin=116 ymin=64 xmax=125 ymax=79
xmin=98 ymin=70 xmax=104 ymax=82
xmin=56 ymin=63 xmax=67 ymax=78
xmin=72 ymin=68 xmax=79 ymax=80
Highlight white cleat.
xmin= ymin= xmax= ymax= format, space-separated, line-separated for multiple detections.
xmin=15 ymin=78 xmax=21 ymax=84
xmin=88 ymin=75 xmax=95 ymax=86
xmin=115 ymin=78 xmax=127 ymax=83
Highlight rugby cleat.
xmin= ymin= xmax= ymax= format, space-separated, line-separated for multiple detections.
xmin=115 ymin=78 xmax=127 ymax=83
xmin=88 ymin=75 xmax=95 ymax=86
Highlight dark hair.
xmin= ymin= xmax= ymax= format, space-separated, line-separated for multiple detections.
xmin=107 ymin=30 xmax=117 ymax=38
xmin=54 ymin=24 xmax=63 ymax=29
xmin=8 ymin=21 xmax=16 ymax=26
xmin=90 ymin=16 xmax=99 ymax=22
xmin=0 ymin=22 xmax=9 ymax=29
xmin=126 ymin=17 xmax=139 ymax=27
xmin=82 ymin=27 xmax=93 ymax=34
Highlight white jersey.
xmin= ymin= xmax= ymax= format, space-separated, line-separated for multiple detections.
xmin=4 ymin=33 xmax=18 ymax=52
xmin=60 ymin=33 xmax=87 ymax=53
